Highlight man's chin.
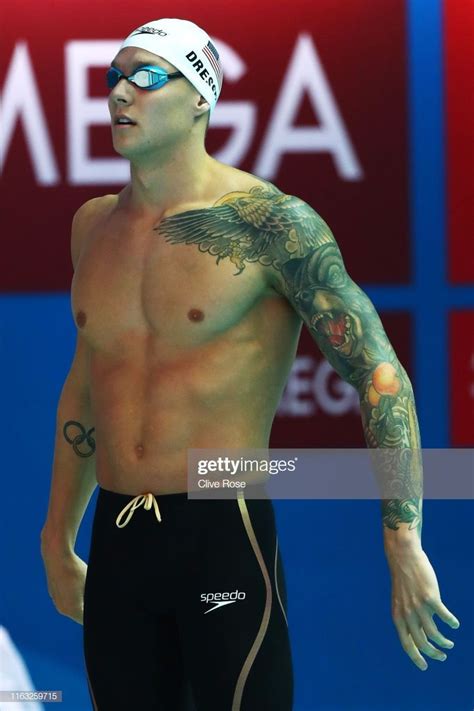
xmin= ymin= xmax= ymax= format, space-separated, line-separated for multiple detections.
xmin=112 ymin=139 xmax=140 ymax=157
xmin=111 ymin=135 xmax=164 ymax=161
xmin=112 ymin=145 xmax=130 ymax=158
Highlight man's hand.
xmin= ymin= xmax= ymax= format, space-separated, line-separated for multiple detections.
xmin=385 ymin=545 xmax=460 ymax=670
xmin=41 ymin=543 xmax=87 ymax=626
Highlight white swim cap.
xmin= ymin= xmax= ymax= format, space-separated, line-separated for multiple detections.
xmin=118 ymin=18 xmax=223 ymax=113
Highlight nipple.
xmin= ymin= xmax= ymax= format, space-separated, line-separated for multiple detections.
xmin=188 ymin=308 xmax=204 ymax=322
xmin=76 ymin=311 xmax=87 ymax=328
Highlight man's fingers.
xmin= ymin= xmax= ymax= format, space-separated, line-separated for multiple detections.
xmin=406 ymin=621 xmax=447 ymax=662
xmin=418 ymin=608 xmax=455 ymax=649
xmin=430 ymin=600 xmax=461 ymax=629
xmin=393 ymin=617 xmax=428 ymax=671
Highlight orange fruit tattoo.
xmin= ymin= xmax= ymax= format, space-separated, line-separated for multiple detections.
xmin=372 ymin=362 xmax=401 ymax=396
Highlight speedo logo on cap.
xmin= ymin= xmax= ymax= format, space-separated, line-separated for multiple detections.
xmin=131 ymin=26 xmax=168 ymax=37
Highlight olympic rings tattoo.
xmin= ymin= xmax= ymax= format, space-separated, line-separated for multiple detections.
xmin=63 ymin=420 xmax=96 ymax=458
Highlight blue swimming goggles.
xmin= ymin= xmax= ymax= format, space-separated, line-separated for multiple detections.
xmin=106 ymin=65 xmax=185 ymax=91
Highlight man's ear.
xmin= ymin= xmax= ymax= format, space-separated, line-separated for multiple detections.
xmin=195 ymin=94 xmax=211 ymax=118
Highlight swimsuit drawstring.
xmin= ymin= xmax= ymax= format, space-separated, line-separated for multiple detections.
xmin=115 ymin=493 xmax=162 ymax=528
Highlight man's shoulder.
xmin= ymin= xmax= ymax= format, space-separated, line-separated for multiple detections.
xmin=216 ymin=164 xmax=284 ymax=200
xmin=219 ymin=169 xmax=313 ymax=217
xmin=218 ymin=172 xmax=319 ymax=236
xmin=73 ymin=193 xmax=117 ymax=227
xmin=212 ymin=168 xmax=327 ymax=255
xmin=70 ymin=194 xmax=117 ymax=269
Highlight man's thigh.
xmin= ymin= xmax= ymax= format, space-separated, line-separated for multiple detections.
xmin=176 ymin=493 xmax=294 ymax=711
xmin=84 ymin=594 xmax=188 ymax=709
xmin=82 ymin=489 xmax=194 ymax=710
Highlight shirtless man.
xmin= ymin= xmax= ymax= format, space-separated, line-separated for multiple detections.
xmin=40 ymin=16 xmax=460 ymax=711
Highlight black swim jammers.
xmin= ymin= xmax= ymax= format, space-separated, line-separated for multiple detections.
xmin=83 ymin=483 xmax=294 ymax=710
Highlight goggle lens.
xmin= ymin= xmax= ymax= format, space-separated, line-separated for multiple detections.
xmin=131 ymin=69 xmax=167 ymax=89
xmin=106 ymin=68 xmax=117 ymax=89
xmin=106 ymin=66 xmax=169 ymax=90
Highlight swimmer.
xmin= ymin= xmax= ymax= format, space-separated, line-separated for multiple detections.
xmin=40 ymin=15 xmax=460 ymax=711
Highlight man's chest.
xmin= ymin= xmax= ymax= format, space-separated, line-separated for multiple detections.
xmin=71 ymin=216 xmax=272 ymax=350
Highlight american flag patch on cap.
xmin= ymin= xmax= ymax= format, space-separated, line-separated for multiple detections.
xmin=202 ymin=40 xmax=223 ymax=89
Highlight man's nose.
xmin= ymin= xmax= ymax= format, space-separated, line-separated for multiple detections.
xmin=110 ymin=79 xmax=135 ymax=103
xmin=111 ymin=87 xmax=133 ymax=107
xmin=112 ymin=95 xmax=131 ymax=105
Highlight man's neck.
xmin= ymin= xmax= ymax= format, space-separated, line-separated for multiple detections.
xmin=125 ymin=142 xmax=217 ymax=219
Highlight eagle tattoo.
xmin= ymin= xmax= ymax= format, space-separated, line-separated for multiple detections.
xmin=154 ymin=184 xmax=333 ymax=275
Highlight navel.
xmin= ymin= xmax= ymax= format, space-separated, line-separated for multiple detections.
xmin=188 ymin=308 xmax=205 ymax=322
xmin=76 ymin=310 xmax=87 ymax=328
xmin=135 ymin=444 xmax=145 ymax=459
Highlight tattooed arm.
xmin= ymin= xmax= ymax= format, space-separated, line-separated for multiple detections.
xmin=39 ymin=331 xmax=96 ymax=625
xmin=264 ymin=196 xmax=463 ymax=670
xmin=40 ymin=201 xmax=102 ymax=626
xmin=266 ymin=194 xmax=423 ymax=549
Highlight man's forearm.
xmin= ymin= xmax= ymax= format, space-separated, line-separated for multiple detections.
xmin=41 ymin=381 xmax=97 ymax=554
xmin=358 ymin=360 xmax=423 ymax=551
